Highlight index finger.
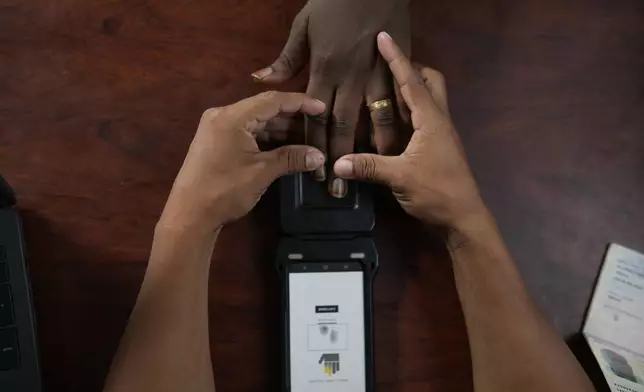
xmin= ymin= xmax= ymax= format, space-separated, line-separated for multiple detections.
xmin=235 ymin=91 xmax=326 ymax=124
xmin=376 ymin=32 xmax=432 ymax=112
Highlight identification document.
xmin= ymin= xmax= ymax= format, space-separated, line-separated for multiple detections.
xmin=583 ymin=244 xmax=644 ymax=391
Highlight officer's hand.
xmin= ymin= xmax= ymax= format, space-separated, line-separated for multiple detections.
xmin=160 ymin=91 xmax=326 ymax=234
xmin=333 ymin=33 xmax=487 ymax=233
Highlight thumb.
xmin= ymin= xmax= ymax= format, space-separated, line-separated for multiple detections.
xmin=261 ymin=145 xmax=325 ymax=179
xmin=252 ymin=14 xmax=309 ymax=84
xmin=333 ymin=154 xmax=398 ymax=186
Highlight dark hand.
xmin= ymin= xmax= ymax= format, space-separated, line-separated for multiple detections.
xmin=333 ymin=33 xmax=487 ymax=233
xmin=252 ymin=0 xmax=410 ymax=198
xmin=159 ymin=92 xmax=326 ymax=234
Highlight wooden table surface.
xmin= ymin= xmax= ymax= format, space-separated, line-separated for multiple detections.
xmin=1 ymin=0 xmax=643 ymax=390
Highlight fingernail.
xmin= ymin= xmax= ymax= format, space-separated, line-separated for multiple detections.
xmin=307 ymin=98 xmax=325 ymax=114
xmin=314 ymin=166 xmax=326 ymax=181
xmin=330 ymin=178 xmax=347 ymax=199
xmin=251 ymin=67 xmax=273 ymax=81
xmin=334 ymin=159 xmax=354 ymax=179
xmin=305 ymin=151 xmax=325 ymax=170
xmin=378 ymin=31 xmax=392 ymax=43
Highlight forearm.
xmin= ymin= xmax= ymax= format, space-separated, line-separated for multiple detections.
xmin=447 ymin=212 xmax=593 ymax=392
xmin=103 ymin=222 xmax=218 ymax=392
xmin=99 ymin=90 xmax=326 ymax=391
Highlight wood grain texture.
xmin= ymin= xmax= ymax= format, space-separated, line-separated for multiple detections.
xmin=1 ymin=0 xmax=643 ymax=390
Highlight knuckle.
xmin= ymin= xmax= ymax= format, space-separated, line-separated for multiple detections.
xmin=276 ymin=52 xmax=295 ymax=71
xmin=434 ymin=71 xmax=446 ymax=85
xmin=371 ymin=107 xmax=395 ymax=128
xmin=332 ymin=118 xmax=354 ymax=138
xmin=278 ymin=147 xmax=292 ymax=166
xmin=259 ymin=90 xmax=279 ymax=102
xmin=292 ymin=11 xmax=308 ymax=28
xmin=279 ymin=148 xmax=302 ymax=172
xmin=358 ymin=156 xmax=378 ymax=181
xmin=422 ymin=68 xmax=445 ymax=86
xmin=413 ymin=73 xmax=426 ymax=88
xmin=430 ymin=68 xmax=445 ymax=82
xmin=311 ymin=53 xmax=335 ymax=76
xmin=307 ymin=113 xmax=328 ymax=128
xmin=376 ymin=140 xmax=398 ymax=156
xmin=202 ymin=107 xmax=222 ymax=122
xmin=400 ymin=72 xmax=421 ymax=91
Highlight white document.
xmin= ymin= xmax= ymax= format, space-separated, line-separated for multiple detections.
xmin=583 ymin=243 xmax=644 ymax=391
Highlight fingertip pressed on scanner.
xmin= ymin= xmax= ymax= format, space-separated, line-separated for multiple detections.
xmin=330 ymin=178 xmax=348 ymax=199
xmin=314 ymin=166 xmax=326 ymax=182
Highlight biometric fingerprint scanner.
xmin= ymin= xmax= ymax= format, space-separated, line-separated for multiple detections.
xmin=280 ymin=173 xmax=374 ymax=235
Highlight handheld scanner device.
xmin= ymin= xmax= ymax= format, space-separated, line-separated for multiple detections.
xmin=277 ymin=173 xmax=377 ymax=392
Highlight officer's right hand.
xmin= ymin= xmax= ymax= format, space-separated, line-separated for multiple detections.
xmin=333 ymin=32 xmax=488 ymax=234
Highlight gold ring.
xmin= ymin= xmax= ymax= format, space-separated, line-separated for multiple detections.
xmin=368 ymin=99 xmax=392 ymax=112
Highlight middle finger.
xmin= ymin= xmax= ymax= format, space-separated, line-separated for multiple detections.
xmin=305 ymin=78 xmax=334 ymax=181
xmin=329 ymin=82 xmax=362 ymax=198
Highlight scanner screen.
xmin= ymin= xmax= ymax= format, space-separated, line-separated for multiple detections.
xmin=288 ymin=269 xmax=365 ymax=392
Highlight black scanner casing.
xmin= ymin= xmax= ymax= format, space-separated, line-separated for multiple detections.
xmin=277 ymin=173 xmax=378 ymax=392
xmin=280 ymin=172 xmax=374 ymax=235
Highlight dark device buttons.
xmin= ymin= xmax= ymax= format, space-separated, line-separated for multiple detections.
xmin=0 ymin=284 xmax=15 ymax=327
xmin=0 ymin=327 xmax=20 ymax=370
xmin=0 ymin=264 xmax=8 ymax=283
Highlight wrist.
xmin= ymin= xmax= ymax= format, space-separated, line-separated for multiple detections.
xmin=155 ymin=218 xmax=221 ymax=242
xmin=443 ymin=211 xmax=515 ymax=275
xmin=157 ymin=202 xmax=224 ymax=242
xmin=159 ymin=188 xmax=226 ymax=234
xmin=445 ymin=208 xmax=498 ymax=253
xmin=149 ymin=223 xmax=219 ymax=275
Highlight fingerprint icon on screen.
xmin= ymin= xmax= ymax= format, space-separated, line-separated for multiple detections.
xmin=308 ymin=324 xmax=347 ymax=351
